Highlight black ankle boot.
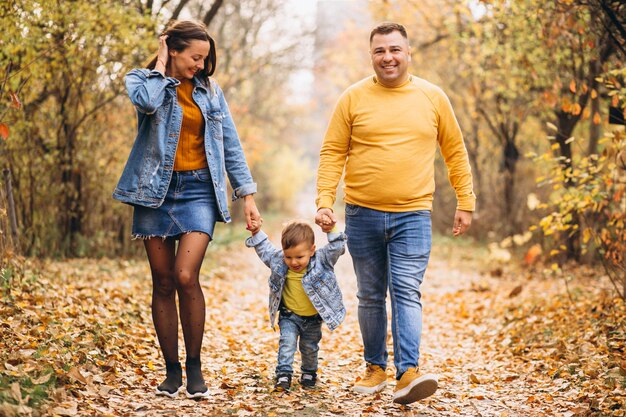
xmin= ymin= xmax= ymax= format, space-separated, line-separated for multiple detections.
xmin=155 ymin=361 xmax=183 ymax=397
xmin=185 ymin=357 xmax=209 ymax=398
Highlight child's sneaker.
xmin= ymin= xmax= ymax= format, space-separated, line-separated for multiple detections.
xmin=274 ymin=373 xmax=292 ymax=391
xmin=300 ymin=372 xmax=317 ymax=388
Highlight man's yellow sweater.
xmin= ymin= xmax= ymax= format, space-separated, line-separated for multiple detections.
xmin=316 ymin=75 xmax=476 ymax=213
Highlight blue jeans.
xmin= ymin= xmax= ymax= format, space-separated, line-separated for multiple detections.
xmin=276 ymin=309 xmax=323 ymax=376
xmin=345 ymin=204 xmax=432 ymax=379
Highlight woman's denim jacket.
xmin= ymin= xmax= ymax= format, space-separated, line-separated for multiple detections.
xmin=245 ymin=230 xmax=347 ymax=331
xmin=112 ymin=69 xmax=256 ymax=222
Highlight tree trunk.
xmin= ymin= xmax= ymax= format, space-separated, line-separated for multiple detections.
xmin=556 ymin=112 xmax=580 ymax=260
xmin=502 ymin=139 xmax=520 ymax=235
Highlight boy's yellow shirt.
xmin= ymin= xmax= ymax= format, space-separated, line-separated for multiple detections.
xmin=282 ymin=268 xmax=317 ymax=316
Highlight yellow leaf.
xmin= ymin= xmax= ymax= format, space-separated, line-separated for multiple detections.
xmin=470 ymin=373 xmax=481 ymax=384
xmin=67 ymin=367 xmax=88 ymax=384
xmin=593 ymin=112 xmax=602 ymax=125
xmin=147 ymin=361 xmax=154 ymax=370
xmin=0 ymin=123 xmax=8 ymax=140
xmin=10 ymin=383 xmax=21 ymax=403
xmin=582 ymin=107 xmax=590 ymax=120
xmin=9 ymin=92 xmax=21 ymax=109
xmin=32 ymin=373 xmax=53 ymax=384
xmin=591 ymin=89 xmax=598 ymax=99
xmin=546 ymin=122 xmax=558 ymax=132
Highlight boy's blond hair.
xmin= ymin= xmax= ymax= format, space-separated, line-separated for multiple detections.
xmin=281 ymin=220 xmax=315 ymax=250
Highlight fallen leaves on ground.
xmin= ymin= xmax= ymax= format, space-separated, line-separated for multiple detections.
xmin=0 ymin=235 xmax=624 ymax=416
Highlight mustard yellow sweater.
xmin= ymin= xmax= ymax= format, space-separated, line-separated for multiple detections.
xmin=174 ymin=78 xmax=208 ymax=171
xmin=316 ymin=75 xmax=476 ymax=212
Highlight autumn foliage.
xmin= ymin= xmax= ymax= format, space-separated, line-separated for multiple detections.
xmin=1 ymin=0 xmax=625 ymax=415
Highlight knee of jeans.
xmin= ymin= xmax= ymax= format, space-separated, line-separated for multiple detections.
xmin=391 ymin=288 xmax=422 ymax=305
xmin=356 ymin=291 xmax=386 ymax=307
xmin=279 ymin=331 xmax=298 ymax=348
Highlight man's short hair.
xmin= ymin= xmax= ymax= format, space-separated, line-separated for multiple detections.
xmin=369 ymin=22 xmax=408 ymax=43
xmin=281 ymin=220 xmax=315 ymax=250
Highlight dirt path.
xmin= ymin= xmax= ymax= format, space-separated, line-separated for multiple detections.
xmin=34 ymin=230 xmax=600 ymax=417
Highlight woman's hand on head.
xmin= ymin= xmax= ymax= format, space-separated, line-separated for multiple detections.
xmin=156 ymin=35 xmax=169 ymax=70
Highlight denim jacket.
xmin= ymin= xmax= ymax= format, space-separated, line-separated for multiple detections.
xmin=245 ymin=230 xmax=347 ymax=331
xmin=112 ymin=69 xmax=256 ymax=222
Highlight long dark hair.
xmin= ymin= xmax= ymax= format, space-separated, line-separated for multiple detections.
xmin=147 ymin=20 xmax=217 ymax=86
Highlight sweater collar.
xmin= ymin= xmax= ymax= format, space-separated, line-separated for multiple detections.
xmin=372 ymin=74 xmax=413 ymax=89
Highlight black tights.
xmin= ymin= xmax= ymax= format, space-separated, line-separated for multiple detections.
xmin=144 ymin=232 xmax=210 ymax=363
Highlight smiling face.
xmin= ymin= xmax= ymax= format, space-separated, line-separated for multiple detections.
xmin=169 ymin=39 xmax=211 ymax=80
xmin=370 ymin=30 xmax=411 ymax=88
xmin=283 ymin=241 xmax=316 ymax=273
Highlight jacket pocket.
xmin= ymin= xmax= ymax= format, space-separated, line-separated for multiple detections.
xmin=310 ymin=271 xmax=340 ymax=299
xmin=207 ymin=111 xmax=224 ymax=141
xmin=155 ymin=96 xmax=171 ymax=125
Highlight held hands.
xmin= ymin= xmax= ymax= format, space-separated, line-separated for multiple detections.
xmin=244 ymin=195 xmax=262 ymax=235
xmin=247 ymin=217 xmax=263 ymax=235
xmin=315 ymin=208 xmax=337 ymax=233
xmin=452 ymin=209 xmax=472 ymax=237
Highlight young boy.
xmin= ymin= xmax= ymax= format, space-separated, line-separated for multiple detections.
xmin=245 ymin=219 xmax=346 ymax=391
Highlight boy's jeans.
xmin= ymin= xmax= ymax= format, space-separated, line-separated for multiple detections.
xmin=345 ymin=204 xmax=432 ymax=379
xmin=276 ymin=309 xmax=323 ymax=376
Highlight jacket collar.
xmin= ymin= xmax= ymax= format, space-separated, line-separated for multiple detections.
xmin=191 ymin=76 xmax=210 ymax=93
xmin=169 ymin=76 xmax=209 ymax=94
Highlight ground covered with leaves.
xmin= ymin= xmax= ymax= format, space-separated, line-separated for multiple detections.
xmin=1 ymin=230 xmax=624 ymax=416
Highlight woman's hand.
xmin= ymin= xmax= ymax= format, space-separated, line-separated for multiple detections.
xmin=155 ymin=35 xmax=169 ymax=73
xmin=243 ymin=195 xmax=262 ymax=234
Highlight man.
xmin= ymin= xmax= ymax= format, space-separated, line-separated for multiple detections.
xmin=315 ymin=22 xmax=475 ymax=405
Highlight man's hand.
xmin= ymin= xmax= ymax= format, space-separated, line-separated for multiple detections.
xmin=315 ymin=208 xmax=337 ymax=232
xmin=453 ymin=209 xmax=472 ymax=237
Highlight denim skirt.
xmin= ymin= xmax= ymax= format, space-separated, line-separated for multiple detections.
xmin=132 ymin=168 xmax=219 ymax=239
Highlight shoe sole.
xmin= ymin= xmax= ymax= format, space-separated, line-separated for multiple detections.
xmin=155 ymin=385 xmax=184 ymax=398
xmin=185 ymin=388 xmax=210 ymax=399
xmin=353 ymin=381 xmax=387 ymax=394
xmin=393 ymin=374 xmax=438 ymax=404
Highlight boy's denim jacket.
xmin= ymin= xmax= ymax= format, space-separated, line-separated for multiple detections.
xmin=112 ymin=69 xmax=256 ymax=222
xmin=245 ymin=230 xmax=347 ymax=331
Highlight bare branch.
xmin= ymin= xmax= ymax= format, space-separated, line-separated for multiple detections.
xmin=203 ymin=0 xmax=224 ymax=27
xmin=170 ymin=0 xmax=191 ymax=21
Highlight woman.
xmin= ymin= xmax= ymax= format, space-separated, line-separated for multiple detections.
xmin=113 ymin=20 xmax=261 ymax=399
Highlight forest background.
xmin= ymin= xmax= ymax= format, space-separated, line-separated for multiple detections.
xmin=0 ymin=0 xmax=624 ymax=272
xmin=0 ymin=0 xmax=625 ymax=416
